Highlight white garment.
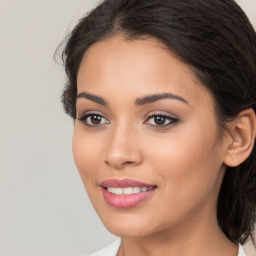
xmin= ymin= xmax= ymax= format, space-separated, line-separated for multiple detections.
xmin=87 ymin=239 xmax=121 ymax=256
xmin=87 ymin=238 xmax=247 ymax=256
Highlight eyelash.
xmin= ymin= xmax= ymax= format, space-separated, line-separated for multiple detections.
xmin=76 ymin=113 xmax=179 ymax=129
xmin=144 ymin=113 xmax=179 ymax=128
xmin=77 ymin=113 xmax=110 ymax=128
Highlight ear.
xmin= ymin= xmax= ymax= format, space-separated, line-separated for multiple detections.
xmin=224 ymin=108 xmax=256 ymax=167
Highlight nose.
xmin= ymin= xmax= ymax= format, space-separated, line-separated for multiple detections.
xmin=104 ymin=124 xmax=143 ymax=169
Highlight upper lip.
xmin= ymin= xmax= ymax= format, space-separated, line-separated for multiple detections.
xmin=100 ymin=179 xmax=156 ymax=188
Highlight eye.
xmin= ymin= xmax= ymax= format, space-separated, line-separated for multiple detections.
xmin=144 ymin=114 xmax=179 ymax=127
xmin=77 ymin=113 xmax=110 ymax=127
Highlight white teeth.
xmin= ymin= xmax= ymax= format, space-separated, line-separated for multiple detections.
xmin=141 ymin=187 xmax=147 ymax=192
xmin=123 ymin=187 xmax=133 ymax=195
xmin=132 ymin=187 xmax=140 ymax=193
xmin=107 ymin=186 xmax=153 ymax=195
xmin=116 ymin=188 xmax=123 ymax=195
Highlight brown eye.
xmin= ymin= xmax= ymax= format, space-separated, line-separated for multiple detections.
xmin=154 ymin=116 xmax=166 ymax=125
xmin=77 ymin=113 xmax=109 ymax=127
xmin=144 ymin=114 xmax=179 ymax=127
xmin=90 ymin=115 xmax=102 ymax=125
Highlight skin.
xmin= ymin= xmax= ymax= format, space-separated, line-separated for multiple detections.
xmin=73 ymin=36 xmax=239 ymax=256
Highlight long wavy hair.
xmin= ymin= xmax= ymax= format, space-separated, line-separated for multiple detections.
xmin=58 ymin=0 xmax=256 ymax=245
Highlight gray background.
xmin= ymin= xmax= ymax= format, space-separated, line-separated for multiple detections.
xmin=0 ymin=0 xmax=255 ymax=255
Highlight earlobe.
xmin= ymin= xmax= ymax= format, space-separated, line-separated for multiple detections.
xmin=224 ymin=108 xmax=256 ymax=167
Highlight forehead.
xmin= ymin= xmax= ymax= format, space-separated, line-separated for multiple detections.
xmin=77 ymin=36 xmax=213 ymax=108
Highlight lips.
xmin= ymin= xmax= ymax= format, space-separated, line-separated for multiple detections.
xmin=100 ymin=179 xmax=157 ymax=208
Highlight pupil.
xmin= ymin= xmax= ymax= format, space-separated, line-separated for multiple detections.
xmin=91 ymin=115 xmax=101 ymax=124
xmin=155 ymin=116 xmax=165 ymax=125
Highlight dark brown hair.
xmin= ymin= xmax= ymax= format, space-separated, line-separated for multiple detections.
xmin=58 ymin=0 xmax=256 ymax=245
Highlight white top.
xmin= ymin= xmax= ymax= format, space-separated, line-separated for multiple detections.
xmin=87 ymin=238 xmax=247 ymax=256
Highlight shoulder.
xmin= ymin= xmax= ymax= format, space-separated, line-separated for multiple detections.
xmin=238 ymin=244 xmax=247 ymax=256
xmin=87 ymin=239 xmax=121 ymax=256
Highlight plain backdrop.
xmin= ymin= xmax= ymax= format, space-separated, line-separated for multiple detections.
xmin=0 ymin=0 xmax=255 ymax=255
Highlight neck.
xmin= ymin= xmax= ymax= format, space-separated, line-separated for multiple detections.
xmin=118 ymin=213 xmax=238 ymax=256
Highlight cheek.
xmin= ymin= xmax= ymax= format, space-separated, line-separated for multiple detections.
xmin=143 ymin=120 xmax=223 ymax=211
xmin=146 ymin=122 xmax=218 ymax=173
xmin=72 ymin=126 xmax=103 ymax=187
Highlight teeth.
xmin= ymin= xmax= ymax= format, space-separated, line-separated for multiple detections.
xmin=141 ymin=187 xmax=147 ymax=192
xmin=107 ymin=187 xmax=153 ymax=195
xmin=115 ymin=188 xmax=123 ymax=195
xmin=123 ymin=187 xmax=133 ymax=195
xmin=132 ymin=187 xmax=140 ymax=193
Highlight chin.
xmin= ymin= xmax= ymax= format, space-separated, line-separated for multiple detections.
xmin=99 ymin=213 xmax=159 ymax=238
xmin=106 ymin=225 xmax=152 ymax=238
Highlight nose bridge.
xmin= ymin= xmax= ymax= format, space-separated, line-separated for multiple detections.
xmin=104 ymin=119 xmax=142 ymax=168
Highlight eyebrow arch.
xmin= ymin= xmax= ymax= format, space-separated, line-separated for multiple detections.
xmin=135 ymin=93 xmax=188 ymax=105
xmin=76 ymin=92 xmax=107 ymax=106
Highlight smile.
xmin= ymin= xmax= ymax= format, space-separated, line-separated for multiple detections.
xmin=107 ymin=186 xmax=155 ymax=195
xmin=100 ymin=179 xmax=157 ymax=208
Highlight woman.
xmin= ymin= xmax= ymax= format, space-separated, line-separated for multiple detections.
xmin=59 ymin=0 xmax=256 ymax=255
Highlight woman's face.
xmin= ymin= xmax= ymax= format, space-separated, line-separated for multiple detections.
xmin=73 ymin=36 xmax=228 ymax=237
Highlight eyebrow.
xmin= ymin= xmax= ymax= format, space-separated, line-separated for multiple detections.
xmin=135 ymin=93 xmax=188 ymax=105
xmin=76 ymin=92 xmax=107 ymax=106
xmin=76 ymin=91 xmax=188 ymax=106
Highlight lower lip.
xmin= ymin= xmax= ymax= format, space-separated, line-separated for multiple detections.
xmin=102 ymin=187 xmax=157 ymax=208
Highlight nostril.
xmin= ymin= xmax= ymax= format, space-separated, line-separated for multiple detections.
xmin=104 ymin=146 xmax=143 ymax=169
xmin=124 ymin=161 xmax=135 ymax=165
xmin=104 ymin=159 xmax=136 ymax=169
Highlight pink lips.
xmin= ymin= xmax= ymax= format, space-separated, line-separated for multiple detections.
xmin=100 ymin=179 xmax=157 ymax=208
